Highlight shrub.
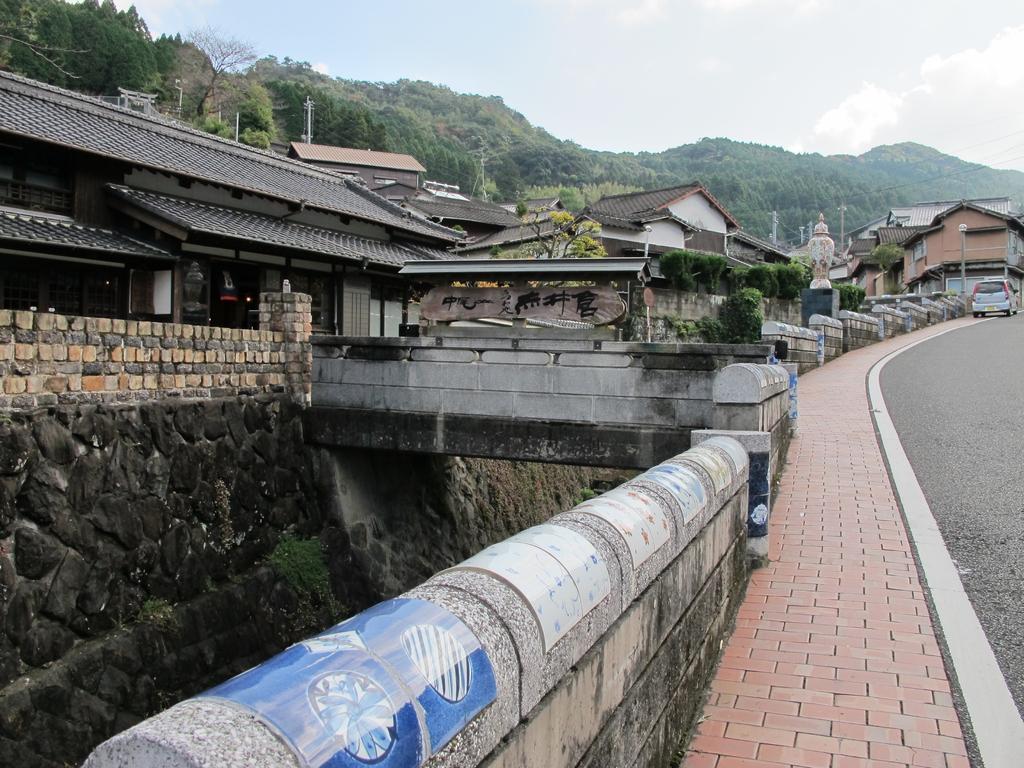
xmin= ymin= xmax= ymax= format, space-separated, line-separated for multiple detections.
xmin=728 ymin=267 xmax=749 ymax=292
xmin=695 ymin=316 xmax=726 ymax=343
xmin=691 ymin=253 xmax=728 ymax=293
xmin=268 ymin=536 xmax=331 ymax=599
xmin=660 ymin=250 xmax=726 ymax=293
xmin=660 ymin=250 xmax=697 ymax=292
xmin=745 ymin=265 xmax=778 ymax=298
xmin=773 ymin=263 xmax=807 ymax=300
xmin=720 ymin=287 xmax=764 ymax=343
xmin=837 ymin=283 xmax=866 ymax=311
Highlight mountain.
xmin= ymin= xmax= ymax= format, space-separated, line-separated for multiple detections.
xmin=262 ymin=62 xmax=1024 ymax=240
xmin=4 ymin=1 xmax=1024 ymax=242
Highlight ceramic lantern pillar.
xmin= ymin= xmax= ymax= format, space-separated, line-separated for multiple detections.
xmin=809 ymin=212 xmax=835 ymax=289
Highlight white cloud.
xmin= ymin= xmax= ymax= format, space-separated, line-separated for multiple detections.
xmin=312 ymin=62 xmax=330 ymax=76
xmin=802 ymin=25 xmax=1024 ymax=168
xmin=812 ymin=83 xmax=904 ymax=154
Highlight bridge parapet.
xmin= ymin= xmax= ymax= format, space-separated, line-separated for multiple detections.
xmin=307 ymin=336 xmax=772 ymax=469
xmin=86 ymin=440 xmax=750 ymax=768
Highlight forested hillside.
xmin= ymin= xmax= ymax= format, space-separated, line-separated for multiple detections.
xmin=4 ymin=0 xmax=1024 ymax=240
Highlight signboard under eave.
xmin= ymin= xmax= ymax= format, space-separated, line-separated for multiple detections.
xmin=420 ymin=286 xmax=626 ymax=325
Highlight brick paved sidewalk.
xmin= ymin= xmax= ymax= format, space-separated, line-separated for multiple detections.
xmin=682 ymin=320 xmax=974 ymax=768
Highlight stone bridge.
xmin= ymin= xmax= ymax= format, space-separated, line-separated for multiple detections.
xmin=305 ymin=335 xmax=780 ymax=469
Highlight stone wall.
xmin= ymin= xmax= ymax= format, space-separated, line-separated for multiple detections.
xmin=0 ymin=292 xmax=311 ymax=410
xmin=627 ymin=287 xmax=802 ymax=342
xmin=899 ymin=301 xmax=929 ymax=330
xmin=872 ymin=304 xmax=910 ymax=339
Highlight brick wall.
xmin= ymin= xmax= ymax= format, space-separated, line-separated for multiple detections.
xmin=0 ymin=292 xmax=311 ymax=409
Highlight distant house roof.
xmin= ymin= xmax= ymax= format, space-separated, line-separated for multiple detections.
xmin=459 ymin=218 xmax=562 ymax=253
xmin=0 ymin=71 xmax=457 ymax=244
xmin=0 ymin=208 xmax=173 ymax=261
xmin=876 ymin=226 xmax=929 ymax=245
xmin=730 ymin=230 xmax=789 ymax=261
xmin=288 ymin=142 xmax=427 ymax=173
xmin=887 ymin=198 xmax=1012 ymax=227
xmin=107 ymin=186 xmax=450 ymax=268
xmin=372 ymin=180 xmax=419 ymax=199
xmin=587 ymin=183 xmax=741 ymax=230
xmin=405 ymin=194 xmax=523 ymax=228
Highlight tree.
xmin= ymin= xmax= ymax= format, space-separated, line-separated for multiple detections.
xmin=500 ymin=211 xmax=606 ymax=259
xmin=866 ymin=243 xmax=905 ymax=293
xmin=186 ymin=26 xmax=257 ymax=115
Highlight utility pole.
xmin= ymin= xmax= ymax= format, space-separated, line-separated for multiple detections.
xmin=303 ymin=97 xmax=315 ymax=144
xmin=799 ymin=225 xmax=805 ymax=243
xmin=771 ymin=211 xmax=779 ymax=244
xmin=838 ymin=203 xmax=847 ymax=254
xmin=959 ymin=224 xmax=968 ymax=296
xmin=235 ymin=112 xmax=239 ymax=142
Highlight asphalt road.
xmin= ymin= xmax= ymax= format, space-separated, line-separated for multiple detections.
xmin=881 ymin=313 xmax=1024 ymax=717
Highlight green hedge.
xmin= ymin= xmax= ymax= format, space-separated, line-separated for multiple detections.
xmin=837 ymin=283 xmax=866 ymax=311
xmin=721 ymin=288 xmax=764 ymax=343
xmin=732 ymin=262 xmax=808 ymax=299
xmin=660 ymin=250 xmax=728 ymax=293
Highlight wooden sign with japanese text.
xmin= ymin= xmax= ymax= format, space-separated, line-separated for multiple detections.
xmin=421 ymin=286 xmax=626 ymax=325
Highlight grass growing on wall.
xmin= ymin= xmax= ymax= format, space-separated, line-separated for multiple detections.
xmin=268 ymin=535 xmax=344 ymax=632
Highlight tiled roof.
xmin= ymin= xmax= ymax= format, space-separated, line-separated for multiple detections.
xmin=0 ymin=71 xmax=458 ymax=243
xmin=0 ymin=209 xmax=172 ymax=260
xmin=731 ymin=230 xmax=789 ymax=260
xmin=876 ymin=226 xmax=927 ymax=245
xmin=405 ymin=194 xmax=522 ymax=227
xmin=849 ymin=238 xmax=876 ymax=256
xmin=588 ymin=183 xmax=741 ymax=229
xmin=459 ymin=218 xmax=560 ymax=252
xmin=888 ymin=198 xmax=1011 ymax=227
xmin=107 ymin=186 xmax=451 ymax=268
xmin=289 ymin=143 xmax=426 ymax=173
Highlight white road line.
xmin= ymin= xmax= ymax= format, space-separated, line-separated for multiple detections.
xmin=868 ymin=320 xmax=1024 ymax=768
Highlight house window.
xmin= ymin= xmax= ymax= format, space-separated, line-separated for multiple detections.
xmin=1 ymin=270 xmax=39 ymax=310
xmin=913 ymin=240 xmax=926 ymax=261
xmin=0 ymin=146 xmax=72 ymax=215
xmin=374 ymin=177 xmax=397 ymax=186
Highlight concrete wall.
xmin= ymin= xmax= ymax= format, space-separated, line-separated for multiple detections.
xmin=86 ymin=441 xmax=752 ymax=768
xmin=628 ymin=287 xmax=803 ymax=335
xmin=0 ymin=292 xmax=312 ymax=409
xmin=307 ymin=336 xmax=772 ymax=469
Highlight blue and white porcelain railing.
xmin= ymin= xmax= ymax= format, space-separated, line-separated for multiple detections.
xmin=84 ymin=440 xmax=749 ymax=768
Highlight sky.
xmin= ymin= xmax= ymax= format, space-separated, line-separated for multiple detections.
xmin=123 ymin=0 xmax=1024 ymax=171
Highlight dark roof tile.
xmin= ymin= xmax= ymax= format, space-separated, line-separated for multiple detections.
xmin=0 ymin=209 xmax=172 ymax=260
xmin=0 ymin=71 xmax=458 ymax=243
xmin=107 ymin=186 xmax=450 ymax=268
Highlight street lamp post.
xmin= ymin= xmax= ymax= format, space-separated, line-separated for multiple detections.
xmin=959 ymin=224 xmax=968 ymax=297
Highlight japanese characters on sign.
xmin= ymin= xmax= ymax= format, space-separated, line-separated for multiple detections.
xmin=421 ymin=286 xmax=626 ymax=325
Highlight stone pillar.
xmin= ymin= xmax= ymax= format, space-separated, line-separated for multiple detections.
xmin=260 ymin=291 xmax=312 ymax=405
xmin=692 ymin=429 xmax=772 ymax=562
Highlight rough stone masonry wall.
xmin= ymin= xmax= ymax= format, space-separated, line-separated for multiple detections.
xmin=0 ymin=291 xmax=311 ymax=410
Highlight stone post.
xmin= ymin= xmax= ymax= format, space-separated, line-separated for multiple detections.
xmin=260 ymin=291 xmax=312 ymax=405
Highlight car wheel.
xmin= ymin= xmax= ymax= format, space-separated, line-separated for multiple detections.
xmin=1007 ymin=310 xmax=1013 ymax=317
xmin=973 ymin=312 xmax=980 ymax=317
